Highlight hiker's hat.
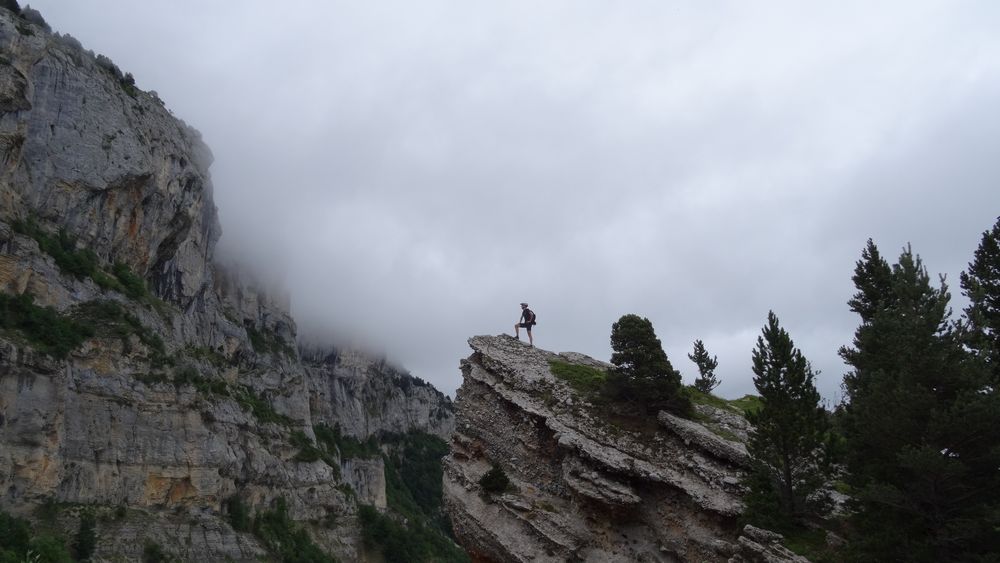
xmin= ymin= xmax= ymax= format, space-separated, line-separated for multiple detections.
xmin=520 ymin=302 xmax=528 ymax=307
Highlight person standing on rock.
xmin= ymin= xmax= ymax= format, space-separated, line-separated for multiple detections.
xmin=514 ymin=302 xmax=536 ymax=345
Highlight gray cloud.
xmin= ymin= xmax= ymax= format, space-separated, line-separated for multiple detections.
xmin=32 ymin=1 xmax=1000 ymax=400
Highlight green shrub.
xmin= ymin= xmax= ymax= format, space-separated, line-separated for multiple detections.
xmin=234 ymin=385 xmax=293 ymax=426
xmin=91 ymin=269 xmax=124 ymax=292
xmin=172 ymin=365 xmax=228 ymax=397
xmin=290 ymin=430 xmax=326 ymax=464
xmin=478 ymin=464 xmax=510 ymax=494
xmin=313 ymin=424 xmax=379 ymax=460
xmin=252 ymin=498 xmax=335 ymax=563
xmin=225 ymin=496 xmax=251 ymax=533
xmin=0 ymin=292 xmax=93 ymax=358
xmin=0 ymin=511 xmax=31 ymax=556
xmin=112 ymin=262 xmax=148 ymax=300
xmin=0 ymin=510 xmax=72 ymax=563
xmin=244 ymin=323 xmax=296 ymax=358
xmin=549 ymin=360 xmax=607 ymax=395
xmin=12 ymin=218 xmax=98 ymax=280
xmin=27 ymin=536 xmax=72 ymax=563
xmin=142 ymin=541 xmax=170 ymax=563
xmin=185 ymin=345 xmax=229 ymax=368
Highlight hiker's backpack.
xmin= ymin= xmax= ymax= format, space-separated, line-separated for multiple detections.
xmin=529 ymin=310 xmax=537 ymax=325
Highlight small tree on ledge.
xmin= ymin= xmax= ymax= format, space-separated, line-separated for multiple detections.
xmin=688 ymin=339 xmax=720 ymax=393
xmin=606 ymin=314 xmax=691 ymax=416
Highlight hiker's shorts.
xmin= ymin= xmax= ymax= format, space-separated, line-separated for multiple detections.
xmin=518 ymin=322 xmax=533 ymax=330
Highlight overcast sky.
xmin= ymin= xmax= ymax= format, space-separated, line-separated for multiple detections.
xmin=33 ymin=1 xmax=1000 ymax=402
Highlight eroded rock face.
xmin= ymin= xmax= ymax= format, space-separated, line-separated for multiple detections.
xmin=0 ymin=10 xmax=455 ymax=561
xmin=444 ymin=336 xmax=814 ymax=562
xmin=443 ymin=335 xmax=751 ymax=562
xmin=301 ymin=347 xmax=455 ymax=441
xmin=0 ymin=15 xmax=219 ymax=308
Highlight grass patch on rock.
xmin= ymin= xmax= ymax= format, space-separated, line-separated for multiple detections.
xmin=548 ymin=360 xmax=607 ymax=395
xmin=729 ymin=394 xmax=763 ymax=415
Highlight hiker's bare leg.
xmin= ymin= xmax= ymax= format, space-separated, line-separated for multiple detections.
xmin=527 ymin=329 xmax=533 ymax=346
xmin=514 ymin=324 xmax=520 ymax=338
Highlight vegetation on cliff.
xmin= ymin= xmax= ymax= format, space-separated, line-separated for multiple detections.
xmin=0 ymin=510 xmax=72 ymax=563
xmin=0 ymin=293 xmax=92 ymax=358
xmin=359 ymin=431 xmax=468 ymax=563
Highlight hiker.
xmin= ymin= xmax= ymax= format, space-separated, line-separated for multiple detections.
xmin=514 ymin=302 xmax=536 ymax=345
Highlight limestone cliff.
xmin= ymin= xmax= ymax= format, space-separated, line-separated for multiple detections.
xmin=443 ymin=335 xmax=809 ymax=563
xmin=0 ymin=7 xmax=454 ymax=562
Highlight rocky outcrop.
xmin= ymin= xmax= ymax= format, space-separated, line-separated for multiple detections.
xmin=443 ymin=335 xmax=806 ymax=563
xmin=731 ymin=526 xmax=812 ymax=563
xmin=0 ymin=8 xmax=454 ymax=561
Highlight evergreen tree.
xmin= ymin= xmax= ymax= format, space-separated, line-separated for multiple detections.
xmin=607 ymin=314 xmax=690 ymax=416
xmin=960 ymin=216 xmax=1000 ymax=385
xmin=839 ymin=241 xmax=1000 ymax=561
xmin=688 ymin=339 xmax=720 ymax=393
xmin=744 ymin=311 xmax=828 ymax=524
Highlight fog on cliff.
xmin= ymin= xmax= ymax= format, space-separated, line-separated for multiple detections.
xmin=33 ymin=1 xmax=1000 ymax=401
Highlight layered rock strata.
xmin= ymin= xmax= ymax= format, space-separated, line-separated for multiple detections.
xmin=0 ymin=8 xmax=454 ymax=561
xmin=443 ymin=335 xmax=804 ymax=563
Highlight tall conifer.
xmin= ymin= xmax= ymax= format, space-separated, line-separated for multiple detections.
xmin=745 ymin=312 xmax=828 ymax=523
xmin=960 ymin=216 xmax=1000 ymax=384
xmin=840 ymin=241 xmax=1000 ymax=561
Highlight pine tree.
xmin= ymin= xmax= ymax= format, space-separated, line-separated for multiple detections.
xmin=688 ymin=339 xmax=720 ymax=393
xmin=839 ymin=241 xmax=1000 ymax=561
xmin=744 ymin=311 xmax=828 ymax=524
xmin=607 ymin=314 xmax=690 ymax=416
xmin=960 ymin=216 xmax=1000 ymax=385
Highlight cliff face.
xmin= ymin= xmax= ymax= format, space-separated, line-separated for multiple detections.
xmin=443 ymin=335 xmax=806 ymax=563
xmin=0 ymin=9 xmax=454 ymax=562
xmin=301 ymin=347 xmax=455 ymax=441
